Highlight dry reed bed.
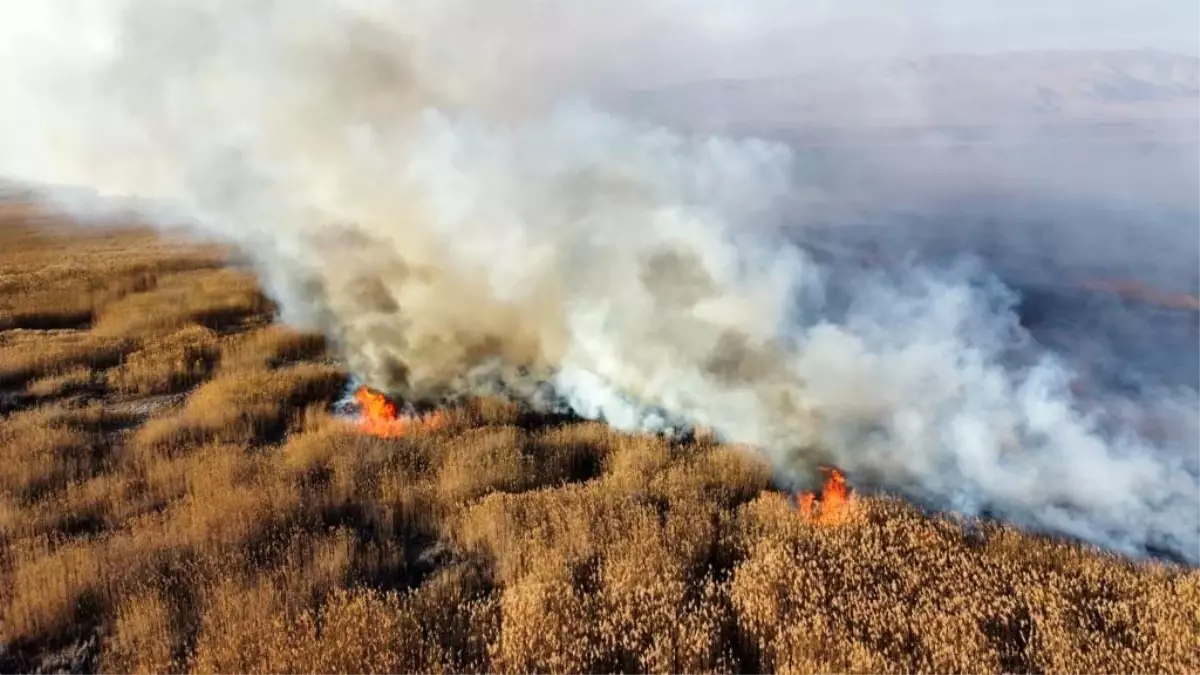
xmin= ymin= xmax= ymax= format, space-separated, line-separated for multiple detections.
xmin=0 ymin=209 xmax=1196 ymax=674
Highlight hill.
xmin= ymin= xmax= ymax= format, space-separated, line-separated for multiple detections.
xmin=608 ymin=49 xmax=1200 ymax=143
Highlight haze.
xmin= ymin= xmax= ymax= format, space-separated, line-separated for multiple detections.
xmin=556 ymin=0 xmax=1200 ymax=86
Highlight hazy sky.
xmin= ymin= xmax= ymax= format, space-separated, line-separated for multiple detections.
xmin=0 ymin=1 xmax=1194 ymax=104
xmin=683 ymin=0 xmax=1200 ymax=54
xmin=559 ymin=0 xmax=1200 ymax=86
xmin=924 ymin=0 xmax=1199 ymax=54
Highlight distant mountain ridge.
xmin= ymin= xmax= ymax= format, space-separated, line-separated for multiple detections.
xmin=610 ymin=49 xmax=1200 ymax=134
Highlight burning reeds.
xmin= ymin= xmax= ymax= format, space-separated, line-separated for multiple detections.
xmin=351 ymin=386 xmax=446 ymax=437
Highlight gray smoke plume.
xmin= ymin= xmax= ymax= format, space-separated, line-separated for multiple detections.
xmin=0 ymin=1 xmax=1196 ymax=563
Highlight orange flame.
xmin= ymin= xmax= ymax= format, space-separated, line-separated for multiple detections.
xmin=797 ymin=466 xmax=855 ymax=524
xmin=352 ymin=386 xmax=446 ymax=437
xmin=1079 ymin=278 xmax=1200 ymax=312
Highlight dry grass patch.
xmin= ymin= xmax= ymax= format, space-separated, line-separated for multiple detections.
xmin=187 ymin=572 xmax=495 ymax=675
xmin=93 ymin=268 xmax=271 ymax=339
xmin=4 ymin=473 xmax=136 ymax=542
xmin=0 ymin=287 xmax=97 ymax=331
xmin=0 ymin=332 xmax=131 ymax=388
xmin=458 ymin=476 xmax=741 ymax=673
xmin=132 ymin=364 xmax=346 ymax=457
xmin=97 ymin=589 xmax=175 ymax=675
xmin=727 ymin=494 xmax=1200 ymax=674
xmin=220 ymin=324 xmax=327 ymax=372
xmin=27 ymin=366 xmax=98 ymax=398
xmin=0 ymin=220 xmax=229 ymax=332
xmin=0 ymin=403 xmax=124 ymax=501
xmin=106 ymin=324 xmax=220 ymax=396
xmin=443 ymin=395 xmax=524 ymax=428
xmin=1 ymin=535 xmax=113 ymax=646
xmin=439 ymin=426 xmax=536 ymax=502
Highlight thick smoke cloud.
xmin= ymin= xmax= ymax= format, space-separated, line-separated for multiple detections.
xmin=0 ymin=1 xmax=1196 ymax=563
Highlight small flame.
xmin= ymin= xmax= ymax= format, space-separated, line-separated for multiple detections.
xmin=797 ymin=466 xmax=856 ymax=524
xmin=352 ymin=386 xmax=446 ymax=437
xmin=1080 ymin=278 xmax=1200 ymax=312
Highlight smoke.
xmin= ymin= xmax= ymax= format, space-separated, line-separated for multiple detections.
xmin=0 ymin=1 xmax=1196 ymax=564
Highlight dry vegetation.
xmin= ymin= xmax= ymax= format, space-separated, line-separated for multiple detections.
xmin=0 ymin=204 xmax=1197 ymax=674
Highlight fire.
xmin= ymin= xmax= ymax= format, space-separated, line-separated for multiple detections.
xmin=1080 ymin=278 xmax=1200 ymax=312
xmin=797 ymin=466 xmax=856 ymax=524
xmin=352 ymin=386 xmax=446 ymax=437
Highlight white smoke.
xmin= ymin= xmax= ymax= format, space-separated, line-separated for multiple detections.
xmin=0 ymin=1 xmax=1196 ymax=563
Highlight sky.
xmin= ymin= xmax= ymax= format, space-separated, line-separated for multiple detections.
xmin=557 ymin=0 xmax=1200 ymax=87
xmin=931 ymin=1 xmax=1199 ymax=54
xmin=1 ymin=2 xmax=1195 ymax=95
xmin=679 ymin=0 xmax=1200 ymax=55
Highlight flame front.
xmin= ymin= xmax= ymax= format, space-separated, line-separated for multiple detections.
xmin=352 ymin=386 xmax=445 ymax=437
xmin=797 ymin=466 xmax=856 ymax=524
xmin=1079 ymin=278 xmax=1200 ymax=312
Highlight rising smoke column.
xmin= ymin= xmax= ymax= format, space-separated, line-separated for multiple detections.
xmin=0 ymin=1 xmax=1195 ymax=563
